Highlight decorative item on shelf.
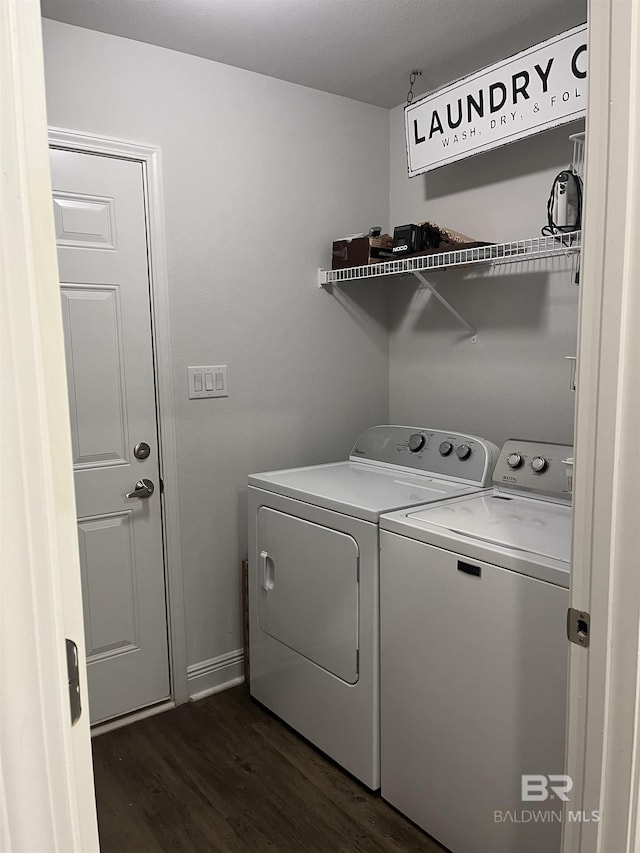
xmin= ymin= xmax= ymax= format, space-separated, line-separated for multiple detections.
xmin=542 ymin=130 xmax=585 ymax=282
xmin=421 ymin=221 xmax=490 ymax=254
xmin=392 ymin=223 xmax=440 ymax=255
xmin=543 ymin=169 xmax=583 ymax=235
xmin=331 ymin=230 xmax=394 ymax=270
xmin=393 ymin=220 xmax=490 ymax=257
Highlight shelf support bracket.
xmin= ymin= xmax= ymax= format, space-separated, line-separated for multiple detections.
xmin=412 ymin=271 xmax=478 ymax=343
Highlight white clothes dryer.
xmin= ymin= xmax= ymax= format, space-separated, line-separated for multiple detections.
xmin=379 ymin=440 xmax=573 ymax=853
xmin=248 ymin=425 xmax=499 ymax=789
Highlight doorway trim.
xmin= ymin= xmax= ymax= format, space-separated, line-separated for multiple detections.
xmin=48 ymin=126 xmax=189 ymax=708
xmin=562 ymin=1 xmax=640 ymax=851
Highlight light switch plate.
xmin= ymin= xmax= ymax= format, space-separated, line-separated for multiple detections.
xmin=188 ymin=365 xmax=229 ymax=399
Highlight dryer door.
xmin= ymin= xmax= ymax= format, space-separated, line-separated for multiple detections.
xmin=257 ymin=507 xmax=359 ymax=684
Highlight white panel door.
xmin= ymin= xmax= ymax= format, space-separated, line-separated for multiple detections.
xmin=50 ymin=148 xmax=170 ymax=724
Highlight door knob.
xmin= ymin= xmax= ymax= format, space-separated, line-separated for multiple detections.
xmin=126 ymin=478 xmax=155 ymax=499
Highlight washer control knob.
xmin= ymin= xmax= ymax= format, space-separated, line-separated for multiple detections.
xmin=439 ymin=441 xmax=453 ymax=457
xmin=456 ymin=444 xmax=472 ymax=461
xmin=408 ymin=433 xmax=426 ymax=453
xmin=507 ymin=452 xmax=523 ymax=469
xmin=531 ymin=456 xmax=548 ymax=473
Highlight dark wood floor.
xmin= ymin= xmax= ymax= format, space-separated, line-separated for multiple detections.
xmin=92 ymin=684 xmax=445 ymax=853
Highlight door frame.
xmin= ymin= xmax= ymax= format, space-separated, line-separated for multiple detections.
xmin=563 ymin=1 xmax=640 ymax=851
xmin=49 ymin=126 xmax=189 ymax=709
xmin=1 ymin=1 xmax=99 ymax=847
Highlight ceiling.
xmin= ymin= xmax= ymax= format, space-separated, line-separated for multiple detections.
xmin=40 ymin=0 xmax=587 ymax=109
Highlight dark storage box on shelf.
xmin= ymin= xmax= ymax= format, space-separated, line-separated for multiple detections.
xmin=331 ymin=234 xmax=393 ymax=270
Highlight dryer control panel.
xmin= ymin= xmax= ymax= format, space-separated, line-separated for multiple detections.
xmin=494 ymin=440 xmax=574 ymax=502
xmin=349 ymin=425 xmax=499 ymax=486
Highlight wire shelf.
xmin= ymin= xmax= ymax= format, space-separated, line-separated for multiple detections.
xmin=318 ymin=231 xmax=581 ymax=287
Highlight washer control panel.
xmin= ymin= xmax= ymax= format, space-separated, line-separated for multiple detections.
xmin=494 ymin=440 xmax=574 ymax=502
xmin=349 ymin=425 xmax=499 ymax=486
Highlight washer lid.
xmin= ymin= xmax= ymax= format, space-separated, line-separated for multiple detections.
xmin=403 ymin=492 xmax=572 ymax=563
xmin=248 ymin=461 xmax=476 ymax=522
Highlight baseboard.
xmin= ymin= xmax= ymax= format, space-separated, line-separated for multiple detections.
xmin=188 ymin=648 xmax=245 ymax=701
xmin=91 ymin=699 xmax=175 ymax=737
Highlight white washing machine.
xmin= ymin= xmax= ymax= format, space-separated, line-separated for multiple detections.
xmin=379 ymin=440 xmax=573 ymax=853
xmin=248 ymin=425 xmax=499 ymax=790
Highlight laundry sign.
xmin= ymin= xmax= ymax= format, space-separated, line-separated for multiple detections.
xmin=405 ymin=24 xmax=587 ymax=176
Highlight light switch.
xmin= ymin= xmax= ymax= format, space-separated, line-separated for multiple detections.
xmin=187 ymin=365 xmax=229 ymax=399
xmin=210 ymin=365 xmax=228 ymax=397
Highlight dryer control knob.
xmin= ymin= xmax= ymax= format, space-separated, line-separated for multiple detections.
xmin=456 ymin=444 xmax=472 ymax=461
xmin=531 ymin=456 xmax=548 ymax=473
xmin=439 ymin=441 xmax=453 ymax=456
xmin=507 ymin=452 xmax=523 ymax=469
xmin=408 ymin=433 xmax=426 ymax=453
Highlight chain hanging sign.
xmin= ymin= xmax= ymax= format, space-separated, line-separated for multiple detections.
xmin=405 ymin=24 xmax=587 ymax=176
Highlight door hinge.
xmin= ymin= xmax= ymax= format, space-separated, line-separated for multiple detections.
xmin=567 ymin=608 xmax=590 ymax=648
xmin=66 ymin=638 xmax=82 ymax=725
xmin=160 ymin=477 xmax=164 ymax=494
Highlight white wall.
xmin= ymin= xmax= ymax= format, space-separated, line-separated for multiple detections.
xmin=389 ymin=103 xmax=582 ymax=447
xmin=42 ymin=20 xmax=390 ymax=679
